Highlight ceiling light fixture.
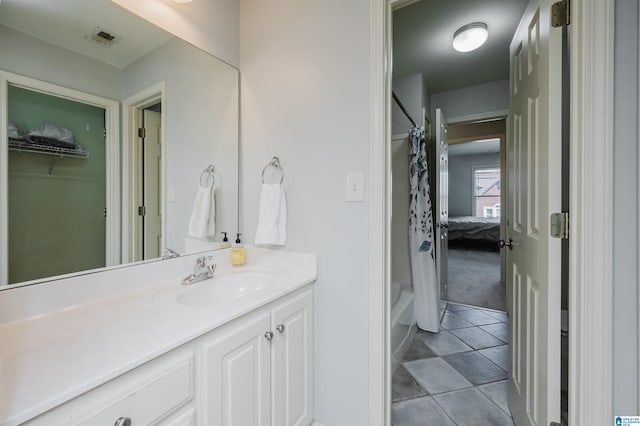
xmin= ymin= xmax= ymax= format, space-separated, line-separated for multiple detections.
xmin=173 ymin=0 xmax=192 ymax=3
xmin=452 ymin=22 xmax=488 ymax=53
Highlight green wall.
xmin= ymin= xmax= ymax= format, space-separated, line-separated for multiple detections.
xmin=8 ymin=86 xmax=106 ymax=283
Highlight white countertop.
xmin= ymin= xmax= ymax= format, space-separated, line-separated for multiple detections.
xmin=0 ymin=247 xmax=317 ymax=426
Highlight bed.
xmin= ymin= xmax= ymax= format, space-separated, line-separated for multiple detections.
xmin=448 ymin=216 xmax=501 ymax=242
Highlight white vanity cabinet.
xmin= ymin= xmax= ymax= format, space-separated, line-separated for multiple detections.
xmin=201 ymin=289 xmax=313 ymax=426
xmin=23 ymin=286 xmax=313 ymax=426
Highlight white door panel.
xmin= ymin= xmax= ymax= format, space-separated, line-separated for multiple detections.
xmin=435 ymin=108 xmax=449 ymax=301
xmin=507 ymin=1 xmax=562 ymax=425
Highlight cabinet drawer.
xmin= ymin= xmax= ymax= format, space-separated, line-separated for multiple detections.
xmin=77 ymin=356 xmax=194 ymax=425
xmin=27 ymin=352 xmax=195 ymax=426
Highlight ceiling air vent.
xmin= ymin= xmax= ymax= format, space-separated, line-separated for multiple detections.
xmin=85 ymin=27 xmax=121 ymax=48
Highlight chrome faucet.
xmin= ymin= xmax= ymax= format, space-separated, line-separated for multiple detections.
xmin=182 ymin=256 xmax=216 ymax=285
xmin=162 ymin=247 xmax=180 ymax=260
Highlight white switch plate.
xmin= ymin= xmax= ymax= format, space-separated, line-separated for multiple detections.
xmin=168 ymin=185 xmax=175 ymax=203
xmin=345 ymin=172 xmax=364 ymax=202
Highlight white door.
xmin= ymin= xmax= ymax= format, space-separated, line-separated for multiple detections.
xmin=271 ymin=291 xmax=313 ymax=426
xmin=142 ymin=109 xmax=162 ymax=259
xmin=506 ymin=1 xmax=562 ymax=424
xmin=435 ymin=108 xmax=449 ymax=302
xmin=202 ymin=313 xmax=272 ymax=426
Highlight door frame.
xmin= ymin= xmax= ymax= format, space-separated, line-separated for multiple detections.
xmin=121 ymin=82 xmax=167 ymax=263
xmin=0 ymin=70 xmax=120 ymax=285
xmin=368 ymin=0 xmax=614 ymax=424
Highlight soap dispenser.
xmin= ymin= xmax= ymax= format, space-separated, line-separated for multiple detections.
xmin=220 ymin=232 xmax=230 ymax=249
xmin=231 ymin=233 xmax=245 ymax=266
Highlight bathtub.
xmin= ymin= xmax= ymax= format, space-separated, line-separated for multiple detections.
xmin=391 ymin=281 xmax=416 ymax=373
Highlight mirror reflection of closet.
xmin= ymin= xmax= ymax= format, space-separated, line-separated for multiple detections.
xmin=8 ymin=86 xmax=107 ymax=283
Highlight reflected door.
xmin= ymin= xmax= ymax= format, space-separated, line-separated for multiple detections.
xmin=142 ymin=109 xmax=162 ymax=260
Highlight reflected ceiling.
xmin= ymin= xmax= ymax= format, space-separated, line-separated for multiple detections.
xmin=0 ymin=0 xmax=171 ymax=68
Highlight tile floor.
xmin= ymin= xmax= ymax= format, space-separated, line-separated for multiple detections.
xmin=392 ymin=303 xmax=512 ymax=426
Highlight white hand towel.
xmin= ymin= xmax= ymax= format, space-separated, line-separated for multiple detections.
xmin=188 ymin=185 xmax=216 ymax=238
xmin=255 ymin=183 xmax=287 ymax=246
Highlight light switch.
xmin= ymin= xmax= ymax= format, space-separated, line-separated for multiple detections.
xmin=345 ymin=172 xmax=364 ymax=202
xmin=168 ymin=185 xmax=175 ymax=203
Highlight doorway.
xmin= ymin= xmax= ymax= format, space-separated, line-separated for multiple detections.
xmin=122 ymin=82 xmax=166 ymax=263
xmin=373 ymin=0 xmax=615 ymax=425
xmin=0 ymin=71 xmax=120 ymax=285
xmin=445 ymin=118 xmax=507 ymax=312
xmin=388 ymin=0 xmax=569 ymax=424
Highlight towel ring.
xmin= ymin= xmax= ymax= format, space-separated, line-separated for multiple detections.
xmin=261 ymin=156 xmax=284 ymax=184
xmin=200 ymin=165 xmax=215 ymax=187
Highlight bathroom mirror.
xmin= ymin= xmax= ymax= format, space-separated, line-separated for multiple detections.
xmin=0 ymin=0 xmax=239 ymax=287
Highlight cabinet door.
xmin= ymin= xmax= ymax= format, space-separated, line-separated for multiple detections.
xmin=272 ymin=290 xmax=313 ymax=426
xmin=201 ymin=312 xmax=271 ymax=426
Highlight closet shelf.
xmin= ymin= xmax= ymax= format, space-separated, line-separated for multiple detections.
xmin=8 ymin=138 xmax=89 ymax=159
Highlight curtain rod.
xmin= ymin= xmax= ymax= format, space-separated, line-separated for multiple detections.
xmin=392 ymin=91 xmax=417 ymax=128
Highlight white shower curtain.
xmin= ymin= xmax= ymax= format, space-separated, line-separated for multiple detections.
xmin=409 ymin=126 xmax=440 ymax=333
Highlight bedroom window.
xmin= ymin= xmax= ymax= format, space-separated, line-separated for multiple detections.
xmin=473 ymin=167 xmax=501 ymax=218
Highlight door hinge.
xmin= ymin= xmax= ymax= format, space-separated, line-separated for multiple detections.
xmin=103 ymin=207 xmax=107 ymax=218
xmin=138 ymin=206 xmax=146 ymax=216
xmin=551 ymin=0 xmax=570 ymax=27
xmin=550 ymin=212 xmax=569 ymax=239
xmin=103 ymin=128 xmax=107 ymax=139
xmin=138 ymin=127 xmax=146 ymax=138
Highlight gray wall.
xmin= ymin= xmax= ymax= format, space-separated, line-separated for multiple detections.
xmin=0 ymin=25 xmax=121 ymax=99
xmin=430 ymin=79 xmax=509 ymax=122
xmin=121 ymin=38 xmax=239 ymax=253
xmin=392 ymin=73 xmax=431 ymax=134
xmin=449 ymin=152 xmax=500 ymax=217
xmin=239 ymin=0 xmax=371 ymax=424
xmin=613 ymin=0 xmax=639 ymax=415
xmin=391 ymin=136 xmax=412 ymax=287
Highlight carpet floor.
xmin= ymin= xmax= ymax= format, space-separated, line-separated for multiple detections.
xmin=447 ymin=248 xmax=505 ymax=311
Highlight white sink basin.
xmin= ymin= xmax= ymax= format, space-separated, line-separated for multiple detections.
xmin=176 ymin=270 xmax=275 ymax=306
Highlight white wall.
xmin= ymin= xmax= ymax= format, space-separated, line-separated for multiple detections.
xmin=449 ymin=152 xmax=500 ymax=217
xmin=430 ymin=79 xmax=509 ymax=122
xmin=0 ymin=25 xmax=121 ymax=99
xmin=121 ymin=38 xmax=239 ymax=252
xmin=392 ymin=74 xmax=423 ymax=134
xmin=239 ymin=0 xmax=371 ymax=424
xmin=613 ymin=0 xmax=639 ymax=414
xmin=391 ymin=137 xmax=412 ymax=287
xmin=112 ymin=0 xmax=239 ymax=67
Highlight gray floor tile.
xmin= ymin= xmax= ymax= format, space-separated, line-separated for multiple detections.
xmin=433 ymin=388 xmax=514 ymax=425
xmin=446 ymin=302 xmax=473 ymax=313
xmin=404 ymin=357 xmax=473 ymax=395
xmin=449 ymin=327 xmax=505 ymax=350
xmin=392 ymin=396 xmax=456 ymax=425
xmin=455 ymin=309 xmax=503 ymax=326
xmin=416 ymin=330 xmax=473 ymax=356
xmin=480 ymin=323 xmax=509 ymax=343
xmin=402 ymin=336 xmax=438 ymax=362
xmin=443 ymin=351 xmax=508 ymax=385
xmin=477 ymin=380 xmax=511 ymax=416
xmin=479 ymin=345 xmax=509 ymax=371
xmin=392 ymin=364 xmax=428 ymax=402
xmin=483 ymin=310 xmax=509 ymax=322
xmin=440 ymin=312 xmax=474 ymax=330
